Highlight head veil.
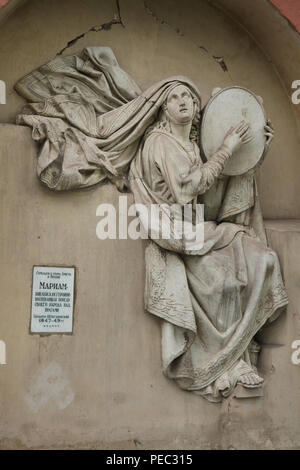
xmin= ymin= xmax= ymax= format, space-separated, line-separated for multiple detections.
xmin=15 ymin=46 xmax=201 ymax=191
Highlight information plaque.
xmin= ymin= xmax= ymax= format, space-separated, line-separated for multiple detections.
xmin=31 ymin=266 xmax=75 ymax=334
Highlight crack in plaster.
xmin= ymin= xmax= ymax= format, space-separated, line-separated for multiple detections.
xmin=56 ymin=0 xmax=124 ymax=56
xmin=55 ymin=0 xmax=228 ymax=71
xmin=143 ymin=0 xmax=229 ymax=72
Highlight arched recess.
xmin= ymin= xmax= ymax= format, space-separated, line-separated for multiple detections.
xmin=211 ymin=0 xmax=300 ymax=121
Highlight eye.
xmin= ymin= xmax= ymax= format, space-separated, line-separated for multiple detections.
xmin=168 ymin=93 xmax=177 ymax=102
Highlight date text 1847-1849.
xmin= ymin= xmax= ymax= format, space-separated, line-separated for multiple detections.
xmin=31 ymin=266 xmax=75 ymax=334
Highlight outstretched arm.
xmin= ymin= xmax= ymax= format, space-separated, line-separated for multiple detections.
xmin=196 ymin=120 xmax=252 ymax=194
xmin=152 ymin=121 xmax=252 ymax=205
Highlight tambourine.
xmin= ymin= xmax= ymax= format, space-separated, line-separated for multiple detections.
xmin=200 ymin=86 xmax=266 ymax=176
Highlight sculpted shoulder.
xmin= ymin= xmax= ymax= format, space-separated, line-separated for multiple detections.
xmin=143 ymin=130 xmax=179 ymax=153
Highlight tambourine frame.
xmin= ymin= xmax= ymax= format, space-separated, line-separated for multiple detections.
xmin=200 ymin=86 xmax=267 ymax=176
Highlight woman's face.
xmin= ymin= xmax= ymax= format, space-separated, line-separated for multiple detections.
xmin=165 ymin=85 xmax=194 ymax=124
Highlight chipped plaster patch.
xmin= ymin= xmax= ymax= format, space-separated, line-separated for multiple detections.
xmin=25 ymin=361 xmax=74 ymax=413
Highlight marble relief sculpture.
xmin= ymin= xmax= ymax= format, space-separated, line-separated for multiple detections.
xmin=15 ymin=47 xmax=288 ymax=402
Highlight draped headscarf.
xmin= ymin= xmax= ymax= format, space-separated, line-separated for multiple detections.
xmin=15 ymin=46 xmax=201 ymax=191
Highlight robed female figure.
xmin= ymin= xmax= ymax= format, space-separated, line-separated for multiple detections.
xmin=16 ymin=47 xmax=288 ymax=402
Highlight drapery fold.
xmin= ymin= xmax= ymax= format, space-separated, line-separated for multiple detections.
xmin=15 ymin=47 xmax=201 ymax=191
xmin=137 ymin=131 xmax=288 ymax=401
xmin=15 ymin=47 xmax=288 ymax=401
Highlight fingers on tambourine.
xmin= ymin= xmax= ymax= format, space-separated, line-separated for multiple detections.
xmin=242 ymin=136 xmax=254 ymax=144
xmin=235 ymin=120 xmax=246 ymax=132
xmin=265 ymin=132 xmax=273 ymax=142
xmin=237 ymin=121 xmax=251 ymax=134
xmin=239 ymin=125 xmax=251 ymax=137
xmin=264 ymin=124 xmax=274 ymax=134
xmin=241 ymin=129 xmax=253 ymax=143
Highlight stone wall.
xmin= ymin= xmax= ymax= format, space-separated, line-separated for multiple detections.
xmin=0 ymin=124 xmax=299 ymax=450
xmin=0 ymin=0 xmax=300 ymax=450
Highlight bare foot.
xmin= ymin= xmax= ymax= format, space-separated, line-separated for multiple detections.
xmin=238 ymin=371 xmax=264 ymax=388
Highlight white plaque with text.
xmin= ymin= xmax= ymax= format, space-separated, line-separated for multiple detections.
xmin=31 ymin=266 xmax=75 ymax=333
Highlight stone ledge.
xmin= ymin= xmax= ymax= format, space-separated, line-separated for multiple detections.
xmin=264 ymin=219 xmax=300 ymax=233
xmin=257 ymin=219 xmax=300 ymax=369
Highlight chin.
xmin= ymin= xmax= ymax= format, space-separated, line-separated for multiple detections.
xmin=177 ymin=115 xmax=192 ymax=124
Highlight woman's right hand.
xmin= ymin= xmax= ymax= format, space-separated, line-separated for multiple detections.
xmin=222 ymin=120 xmax=253 ymax=154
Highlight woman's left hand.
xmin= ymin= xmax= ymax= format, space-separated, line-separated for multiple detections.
xmin=264 ymin=119 xmax=274 ymax=153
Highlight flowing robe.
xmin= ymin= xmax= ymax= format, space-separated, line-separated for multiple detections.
xmin=129 ymin=130 xmax=288 ymax=402
xmin=15 ymin=46 xmax=288 ymax=402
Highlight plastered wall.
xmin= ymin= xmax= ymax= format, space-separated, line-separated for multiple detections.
xmin=0 ymin=0 xmax=300 ymax=450
xmin=0 ymin=124 xmax=300 ymax=449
